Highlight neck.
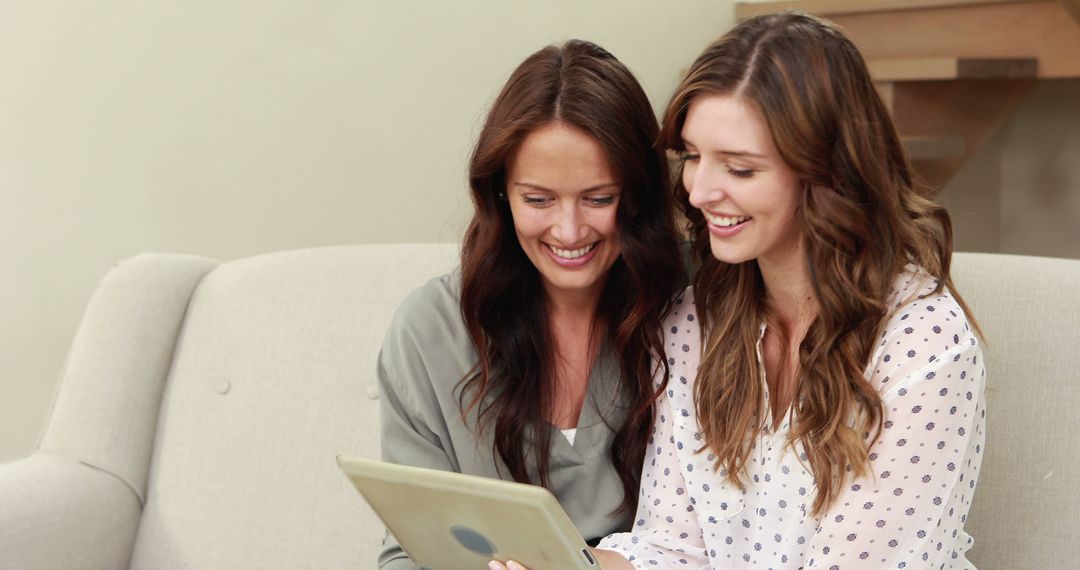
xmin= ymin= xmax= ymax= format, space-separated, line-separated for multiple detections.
xmin=544 ymin=283 xmax=606 ymax=362
xmin=545 ymin=287 xmax=601 ymax=324
xmin=758 ymin=252 xmax=817 ymax=332
xmin=543 ymin=284 xmax=604 ymax=429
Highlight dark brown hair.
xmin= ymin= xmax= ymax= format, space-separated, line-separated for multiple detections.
xmin=459 ymin=39 xmax=683 ymax=512
xmin=660 ymin=12 xmax=979 ymax=514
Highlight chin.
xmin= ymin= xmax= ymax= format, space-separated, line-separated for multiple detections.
xmin=544 ymin=273 xmax=603 ymax=293
xmin=709 ymin=244 xmax=753 ymax=266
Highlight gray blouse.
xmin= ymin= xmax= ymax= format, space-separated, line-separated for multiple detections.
xmin=376 ymin=269 xmax=636 ymax=570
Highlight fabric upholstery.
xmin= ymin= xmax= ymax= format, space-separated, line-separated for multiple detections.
xmin=38 ymin=253 xmax=219 ymax=502
xmin=951 ymin=253 xmax=1080 ymax=568
xmin=129 ymin=244 xmax=458 ymax=570
xmin=0 ymin=454 xmax=141 ymax=570
xmin=0 ymin=247 xmax=1075 ymax=570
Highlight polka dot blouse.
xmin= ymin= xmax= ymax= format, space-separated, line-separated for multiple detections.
xmin=599 ymin=270 xmax=987 ymax=569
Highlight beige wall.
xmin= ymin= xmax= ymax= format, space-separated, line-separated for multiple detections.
xmin=4 ymin=3 xmax=1078 ymax=464
xmin=0 ymin=2 xmax=737 ymax=462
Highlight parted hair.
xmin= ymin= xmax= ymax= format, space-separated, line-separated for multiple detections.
xmin=659 ymin=12 xmax=978 ymax=515
xmin=459 ymin=39 xmax=684 ymax=513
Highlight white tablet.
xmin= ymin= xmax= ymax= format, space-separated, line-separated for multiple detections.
xmin=336 ymin=456 xmax=602 ymax=570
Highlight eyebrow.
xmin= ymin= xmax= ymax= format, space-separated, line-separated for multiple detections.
xmin=719 ymin=150 xmax=767 ymax=159
xmin=681 ymin=139 xmax=767 ymax=159
xmin=512 ymin=181 xmax=620 ymax=193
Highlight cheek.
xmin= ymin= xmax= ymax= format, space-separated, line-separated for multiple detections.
xmin=508 ymin=206 xmax=543 ymax=240
xmin=590 ymin=208 xmax=619 ymax=239
xmin=769 ymin=181 xmax=802 ymax=238
xmin=781 ymin=182 xmax=802 ymax=224
xmin=681 ymin=164 xmax=695 ymax=195
xmin=752 ymin=175 xmax=800 ymax=219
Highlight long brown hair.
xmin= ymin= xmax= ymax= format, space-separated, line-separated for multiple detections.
xmin=660 ymin=12 xmax=978 ymax=515
xmin=459 ymin=40 xmax=683 ymax=512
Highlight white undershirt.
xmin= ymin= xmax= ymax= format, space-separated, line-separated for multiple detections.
xmin=561 ymin=428 xmax=578 ymax=446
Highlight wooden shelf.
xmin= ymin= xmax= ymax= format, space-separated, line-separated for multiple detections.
xmin=868 ymin=57 xmax=1037 ymax=81
xmin=736 ymin=0 xmax=1043 ymax=19
xmin=735 ymin=1 xmax=1080 ymax=78
xmin=1066 ymin=0 xmax=1080 ymax=23
xmin=854 ymin=4 xmax=1076 ymax=79
xmin=732 ymin=0 xmax=1080 ymax=187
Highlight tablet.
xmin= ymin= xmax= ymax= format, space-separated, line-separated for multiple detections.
xmin=336 ymin=455 xmax=602 ymax=570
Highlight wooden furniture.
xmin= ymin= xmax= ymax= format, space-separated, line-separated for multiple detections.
xmin=736 ymin=0 xmax=1080 ymax=188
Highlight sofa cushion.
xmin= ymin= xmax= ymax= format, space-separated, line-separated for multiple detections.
xmin=39 ymin=253 xmax=218 ymax=501
xmin=952 ymin=252 xmax=1080 ymax=568
xmin=0 ymin=454 xmax=141 ymax=570
xmin=130 ymin=244 xmax=459 ymax=570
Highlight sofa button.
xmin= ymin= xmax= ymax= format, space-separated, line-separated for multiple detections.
xmin=217 ymin=381 xmax=232 ymax=395
xmin=366 ymin=384 xmax=379 ymax=400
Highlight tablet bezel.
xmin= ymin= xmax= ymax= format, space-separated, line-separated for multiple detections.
xmin=336 ymin=455 xmax=601 ymax=570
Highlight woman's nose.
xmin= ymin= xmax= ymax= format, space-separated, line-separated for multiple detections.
xmin=551 ymin=203 xmax=587 ymax=244
xmin=686 ymin=161 xmax=727 ymax=209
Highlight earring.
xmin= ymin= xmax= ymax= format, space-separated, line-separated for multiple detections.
xmin=497 ymin=192 xmax=506 ymax=200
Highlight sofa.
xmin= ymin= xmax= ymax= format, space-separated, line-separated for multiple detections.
xmin=0 ymin=244 xmax=1077 ymax=569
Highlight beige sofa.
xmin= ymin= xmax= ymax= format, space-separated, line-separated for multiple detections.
xmin=0 ymin=245 xmax=1077 ymax=569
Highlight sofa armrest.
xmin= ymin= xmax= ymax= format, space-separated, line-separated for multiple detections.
xmin=0 ymin=454 xmax=141 ymax=570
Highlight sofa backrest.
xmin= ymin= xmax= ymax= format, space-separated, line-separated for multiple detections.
xmin=39 ymin=253 xmax=220 ymax=506
xmin=51 ymin=246 xmax=1076 ymax=569
xmin=129 ymin=244 xmax=459 ymax=570
xmin=951 ymin=252 xmax=1080 ymax=568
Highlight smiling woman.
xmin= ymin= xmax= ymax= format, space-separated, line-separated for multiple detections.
xmin=679 ymin=95 xmax=803 ymax=268
xmin=589 ymin=11 xmax=987 ymax=569
xmin=507 ymin=122 xmax=623 ymax=299
xmin=374 ymin=40 xmax=684 ymax=570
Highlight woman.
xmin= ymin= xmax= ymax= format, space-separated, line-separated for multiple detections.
xmin=497 ymin=12 xmax=986 ymax=570
xmin=376 ymin=40 xmax=684 ymax=569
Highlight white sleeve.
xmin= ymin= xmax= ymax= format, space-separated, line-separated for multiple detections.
xmin=803 ymin=292 xmax=987 ymax=568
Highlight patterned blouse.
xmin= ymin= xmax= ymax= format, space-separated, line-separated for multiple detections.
xmin=599 ymin=270 xmax=987 ymax=569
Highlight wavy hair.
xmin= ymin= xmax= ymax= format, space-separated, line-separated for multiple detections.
xmin=659 ymin=12 xmax=979 ymax=515
xmin=459 ymin=40 xmax=683 ymax=513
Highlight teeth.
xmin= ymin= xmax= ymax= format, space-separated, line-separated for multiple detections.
xmin=549 ymin=243 xmax=596 ymax=259
xmin=706 ymin=213 xmax=751 ymax=227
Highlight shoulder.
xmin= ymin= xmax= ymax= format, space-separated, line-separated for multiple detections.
xmin=658 ymin=286 xmax=702 ymax=390
xmin=380 ymin=268 xmax=471 ymax=376
xmin=387 ymin=268 xmax=464 ymax=340
xmin=394 ymin=267 xmax=461 ymax=317
xmin=869 ymin=268 xmax=982 ymax=391
xmin=662 ymin=285 xmax=700 ymax=337
xmin=880 ymin=268 xmax=974 ymax=343
xmin=662 ymin=286 xmax=701 ymax=356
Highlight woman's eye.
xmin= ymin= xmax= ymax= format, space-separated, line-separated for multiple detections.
xmin=728 ymin=167 xmax=755 ymax=179
xmin=587 ymin=195 xmax=616 ymax=207
xmin=679 ymin=151 xmax=701 ymax=163
xmin=522 ymin=195 xmax=550 ymax=205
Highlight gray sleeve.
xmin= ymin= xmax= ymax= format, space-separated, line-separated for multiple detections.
xmin=375 ymin=291 xmax=459 ymax=570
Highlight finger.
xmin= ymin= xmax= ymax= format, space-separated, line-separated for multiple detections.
xmin=488 ymin=562 xmax=508 ymax=570
xmin=506 ymin=561 xmax=529 ymax=570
